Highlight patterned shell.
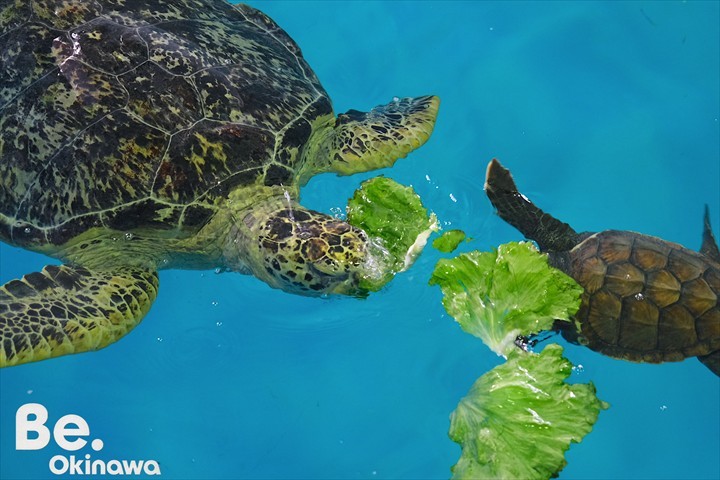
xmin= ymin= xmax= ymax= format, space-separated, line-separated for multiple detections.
xmin=0 ymin=0 xmax=333 ymax=247
xmin=570 ymin=230 xmax=720 ymax=362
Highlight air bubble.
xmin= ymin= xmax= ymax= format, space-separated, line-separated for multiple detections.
xmin=660 ymin=405 xmax=668 ymax=411
xmin=214 ymin=267 xmax=223 ymax=274
xmin=156 ymin=337 xmax=163 ymax=342
xmin=330 ymin=206 xmax=346 ymax=219
xmin=572 ymin=364 xmax=585 ymax=375
xmin=211 ymin=301 xmax=219 ymax=307
xmin=216 ymin=321 xmax=223 ymax=327
xmin=392 ymin=96 xmax=400 ymax=103
xmin=23 ymin=227 xmax=31 ymax=234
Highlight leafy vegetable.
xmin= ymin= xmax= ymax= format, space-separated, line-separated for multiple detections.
xmin=449 ymin=344 xmax=608 ymax=480
xmin=431 ymin=241 xmax=606 ymax=479
xmin=347 ymin=176 xmax=437 ymax=291
xmin=429 ymin=242 xmax=583 ymax=356
xmin=432 ymin=229 xmax=467 ymax=253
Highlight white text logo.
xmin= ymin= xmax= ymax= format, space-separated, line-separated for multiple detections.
xmin=16 ymin=403 xmax=161 ymax=476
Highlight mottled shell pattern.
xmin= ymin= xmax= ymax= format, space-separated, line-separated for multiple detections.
xmin=570 ymin=230 xmax=720 ymax=362
xmin=0 ymin=0 xmax=332 ymax=248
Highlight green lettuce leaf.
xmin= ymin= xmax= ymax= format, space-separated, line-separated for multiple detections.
xmin=449 ymin=344 xmax=608 ymax=480
xmin=347 ymin=176 xmax=437 ymax=291
xmin=429 ymin=242 xmax=583 ymax=356
xmin=432 ymin=229 xmax=467 ymax=253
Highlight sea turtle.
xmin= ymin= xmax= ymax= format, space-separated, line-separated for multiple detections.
xmin=0 ymin=0 xmax=440 ymax=367
xmin=484 ymin=159 xmax=720 ymax=376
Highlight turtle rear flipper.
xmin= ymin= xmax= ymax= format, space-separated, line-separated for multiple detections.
xmin=301 ymin=96 xmax=439 ymax=181
xmin=700 ymin=205 xmax=720 ymax=262
xmin=484 ymin=159 xmax=580 ymax=252
xmin=0 ymin=265 xmax=158 ymax=367
xmin=698 ymin=350 xmax=720 ymax=376
xmin=697 ymin=208 xmax=719 ymax=375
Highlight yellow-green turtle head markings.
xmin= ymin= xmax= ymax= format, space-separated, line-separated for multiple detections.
xmin=0 ymin=0 xmax=439 ymax=366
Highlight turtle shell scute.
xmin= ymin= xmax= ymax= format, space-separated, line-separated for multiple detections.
xmin=154 ymin=121 xmax=274 ymax=204
xmin=0 ymin=1 xmax=331 ymax=247
xmin=32 ymin=0 xmax=104 ymax=30
xmin=645 ymin=270 xmax=680 ymax=308
xmin=658 ymin=304 xmax=698 ymax=351
xmin=67 ymin=19 xmax=148 ymax=75
xmin=581 ymin=289 xmax=621 ymax=346
xmin=0 ymin=1 xmax=32 ymax=32
xmin=0 ymin=21 xmax=60 ymax=107
xmin=16 ymin=110 xmax=166 ymax=229
xmin=122 ymin=62 xmax=203 ymax=132
xmin=570 ymin=230 xmax=720 ymax=362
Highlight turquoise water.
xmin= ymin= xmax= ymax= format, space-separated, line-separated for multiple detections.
xmin=1 ymin=1 xmax=719 ymax=479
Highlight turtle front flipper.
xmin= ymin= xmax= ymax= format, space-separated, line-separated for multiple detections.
xmin=0 ymin=265 xmax=158 ymax=367
xmin=484 ymin=159 xmax=580 ymax=252
xmin=301 ymin=96 xmax=439 ymax=181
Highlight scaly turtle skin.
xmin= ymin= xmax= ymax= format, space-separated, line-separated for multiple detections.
xmin=0 ymin=0 xmax=440 ymax=367
xmin=484 ymin=159 xmax=720 ymax=376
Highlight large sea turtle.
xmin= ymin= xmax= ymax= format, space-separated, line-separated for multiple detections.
xmin=484 ymin=159 xmax=720 ymax=376
xmin=0 ymin=0 xmax=439 ymax=367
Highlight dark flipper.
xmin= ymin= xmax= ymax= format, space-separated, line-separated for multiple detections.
xmin=698 ymin=350 xmax=720 ymax=376
xmin=700 ymin=205 xmax=720 ymax=262
xmin=484 ymin=159 xmax=580 ymax=252
xmin=696 ymin=208 xmax=719 ymax=376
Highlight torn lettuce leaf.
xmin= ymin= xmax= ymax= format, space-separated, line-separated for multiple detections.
xmin=429 ymin=242 xmax=583 ymax=356
xmin=433 ymin=229 xmax=467 ymax=253
xmin=431 ymin=241 xmax=604 ymax=479
xmin=450 ymin=344 xmax=608 ymax=480
xmin=347 ymin=176 xmax=437 ymax=291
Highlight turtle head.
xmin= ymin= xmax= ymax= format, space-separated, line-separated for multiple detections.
xmin=224 ymin=196 xmax=390 ymax=297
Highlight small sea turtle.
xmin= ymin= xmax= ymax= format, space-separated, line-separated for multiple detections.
xmin=0 ymin=0 xmax=440 ymax=367
xmin=484 ymin=159 xmax=720 ymax=376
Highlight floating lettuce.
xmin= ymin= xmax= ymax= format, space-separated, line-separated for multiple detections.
xmin=432 ymin=229 xmax=467 ymax=253
xmin=450 ymin=345 xmax=608 ymax=479
xmin=430 ymin=242 xmax=583 ymax=356
xmin=347 ymin=176 xmax=437 ymax=291
xmin=431 ymin=242 xmax=606 ymax=479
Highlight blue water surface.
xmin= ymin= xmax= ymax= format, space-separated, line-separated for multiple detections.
xmin=1 ymin=1 xmax=719 ymax=479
